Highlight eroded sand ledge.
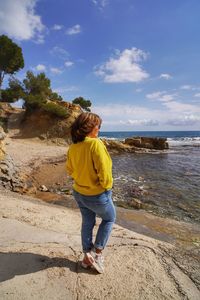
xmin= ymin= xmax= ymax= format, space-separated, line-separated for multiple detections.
xmin=0 ymin=137 xmax=200 ymax=299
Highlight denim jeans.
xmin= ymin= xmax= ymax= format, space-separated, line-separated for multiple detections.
xmin=73 ymin=189 xmax=116 ymax=253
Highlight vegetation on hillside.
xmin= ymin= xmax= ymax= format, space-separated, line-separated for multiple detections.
xmin=0 ymin=35 xmax=92 ymax=118
xmin=2 ymin=71 xmax=68 ymax=118
xmin=72 ymin=97 xmax=91 ymax=112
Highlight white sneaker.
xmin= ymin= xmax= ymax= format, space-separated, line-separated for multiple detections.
xmin=81 ymin=253 xmax=93 ymax=269
xmin=90 ymin=250 xmax=104 ymax=274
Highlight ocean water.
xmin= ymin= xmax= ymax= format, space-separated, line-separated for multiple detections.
xmin=99 ymin=131 xmax=200 ymax=224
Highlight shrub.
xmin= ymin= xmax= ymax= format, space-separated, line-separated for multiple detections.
xmin=42 ymin=102 xmax=69 ymax=118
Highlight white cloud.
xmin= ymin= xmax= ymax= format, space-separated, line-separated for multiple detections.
xmin=53 ymin=86 xmax=78 ymax=94
xmin=64 ymin=61 xmax=74 ymax=67
xmin=145 ymin=89 xmax=200 ymax=127
xmin=135 ymin=88 xmax=142 ymax=93
xmin=91 ymin=0 xmax=109 ymax=9
xmin=163 ymin=101 xmax=200 ymax=114
xmin=159 ymin=94 xmax=176 ymax=102
xmin=180 ymin=85 xmax=192 ymax=90
xmin=160 ymin=73 xmax=172 ymax=80
xmin=50 ymin=46 xmax=69 ymax=59
xmin=93 ymin=103 xmax=163 ymax=120
xmin=194 ymin=93 xmax=200 ymax=97
xmin=121 ymin=119 xmax=159 ymax=126
xmin=180 ymin=85 xmax=200 ymax=91
xmin=146 ymin=91 xmax=176 ymax=102
xmin=0 ymin=0 xmax=45 ymax=42
xmin=50 ymin=67 xmax=63 ymax=74
xmin=35 ymin=64 xmax=46 ymax=71
xmin=52 ymin=24 xmax=63 ymax=30
xmin=166 ymin=115 xmax=200 ymax=126
xmin=146 ymin=91 xmax=165 ymax=100
xmin=66 ymin=24 xmax=81 ymax=35
xmin=95 ymin=48 xmax=149 ymax=83
xmin=146 ymin=90 xmax=200 ymax=120
xmin=92 ymin=99 xmax=200 ymax=130
xmin=92 ymin=103 xmax=162 ymax=130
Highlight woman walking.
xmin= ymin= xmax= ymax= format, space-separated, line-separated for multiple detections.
xmin=66 ymin=112 xmax=116 ymax=273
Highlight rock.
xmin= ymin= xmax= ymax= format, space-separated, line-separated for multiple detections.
xmin=0 ymin=126 xmax=6 ymax=161
xmin=125 ymin=137 xmax=169 ymax=150
xmin=60 ymin=188 xmax=70 ymax=193
xmin=101 ymin=137 xmax=169 ymax=154
xmin=101 ymin=139 xmax=135 ymax=154
xmin=125 ymin=137 xmax=141 ymax=147
xmin=40 ymin=185 xmax=48 ymax=192
xmin=127 ymin=198 xmax=144 ymax=209
xmin=0 ymin=127 xmax=6 ymax=140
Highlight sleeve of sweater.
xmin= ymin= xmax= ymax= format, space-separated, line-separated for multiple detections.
xmin=66 ymin=149 xmax=73 ymax=176
xmin=92 ymin=139 xmax=113 ymax=190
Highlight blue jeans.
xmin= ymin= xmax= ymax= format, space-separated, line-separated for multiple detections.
xmin=73 ymin=189 xmax=116 ymax=253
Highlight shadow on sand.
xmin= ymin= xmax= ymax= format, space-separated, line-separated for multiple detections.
xmin=0 ymin=251 xmax=98 ymax=282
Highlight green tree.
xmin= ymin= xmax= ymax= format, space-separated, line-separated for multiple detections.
xmin=2 ymin=70 xmax=67 ymax=118
xmin=1 ymin=77 xmax=24 ymax=102
xmin=23 ymin=71 xmax=52 ymax=110
xmin=0 ymin=35 xmax=24 ymax=94
xmin=49 ymin=92 xmax=63 ymax=102
xmin=72 ymin=96 xmax=92 ymax=112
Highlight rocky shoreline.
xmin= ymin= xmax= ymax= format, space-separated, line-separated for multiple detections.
xmin=0 ymin=130 xmax=200 ymax=298
xmin=1 ymin=132 xmax=200 ymax=245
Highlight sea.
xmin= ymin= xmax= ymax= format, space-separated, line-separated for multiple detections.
xmin=99 ymin=131 xmax=200 ymax=224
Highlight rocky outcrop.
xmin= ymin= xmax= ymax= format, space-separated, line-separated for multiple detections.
xmin=102 ymin=137 xmax=169 ymax=154
xmin=4 ymin=102 xmax=82 ymax=143
xmin=0 ymin=126 xmax=6 ymax=160
xmin=0 ymin=127 xmax=26 ymax=191
xmin=125 ymin=137 xmax=169 ymax=150
xmin=102 ymin=139 xmax=135 ymax=154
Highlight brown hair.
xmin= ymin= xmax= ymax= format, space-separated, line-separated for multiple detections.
xmin=71 ymin=112 xmax=102 ymax=143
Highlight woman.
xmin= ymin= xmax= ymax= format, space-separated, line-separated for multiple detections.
xmin=66 ymin=112 xmax=116 ymax=274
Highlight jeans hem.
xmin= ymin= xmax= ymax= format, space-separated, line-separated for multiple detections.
xmin=94 ymin=244 xmax=104 ymax=250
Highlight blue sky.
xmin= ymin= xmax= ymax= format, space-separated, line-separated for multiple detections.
xmin=0 ymin=0 xmax=200 ymax=131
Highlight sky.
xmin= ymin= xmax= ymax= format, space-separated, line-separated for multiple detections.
xmin=0 ymin=0 xmax=200 ymax=131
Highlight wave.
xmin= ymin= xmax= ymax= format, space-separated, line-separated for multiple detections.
xmin=167 ymin=137 xmax=200 ymax=147
xmin=100 ymin=135 xmax=200 ymax=147
xmin=100 ymin=136 xmax=123 ymax=141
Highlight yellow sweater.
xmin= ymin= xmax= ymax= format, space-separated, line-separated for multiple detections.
xmin=66 ymin=136 xmax=113 ymax=195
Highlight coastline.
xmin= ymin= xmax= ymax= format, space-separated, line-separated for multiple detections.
xmin=29 ymin=157 xmax=200 ymax=247
xmin=4 ymin=136 xmax=200 ymax=248
xmin=0 ymin=136 xmax=200 ymax=298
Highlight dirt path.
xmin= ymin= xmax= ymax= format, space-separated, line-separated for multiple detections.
xmin=5 ymin=136 xmax=67 ymax=175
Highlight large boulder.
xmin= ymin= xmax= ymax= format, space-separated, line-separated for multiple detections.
xmin=101 ymin=137 xmax=169 ymax=154
xmin=101 ymin=139 xmax=135 ymax=154
xmin=125 ymin=137 xmax=169 ymax=150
